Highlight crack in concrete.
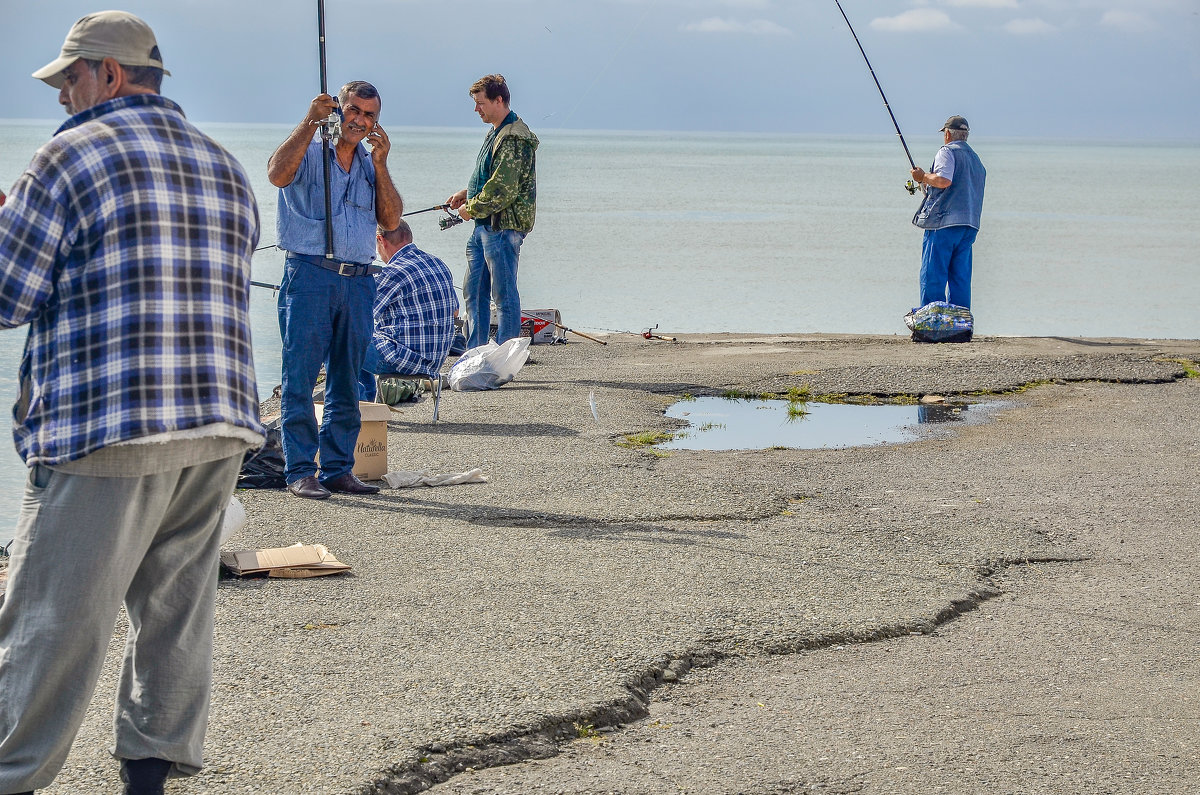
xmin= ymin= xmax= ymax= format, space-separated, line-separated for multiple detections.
xmin=466 ymin=508 xmax=779 ymax=530
xmin=356 ymin=554 xmax=1075 ymax=794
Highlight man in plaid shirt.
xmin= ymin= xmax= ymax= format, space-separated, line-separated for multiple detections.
xmin=358 ymin=221 xmax=459 ymax=402
xmin=0 ymin=11 xmax=262 ymax=795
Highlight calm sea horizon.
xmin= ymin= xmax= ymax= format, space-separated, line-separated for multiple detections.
xmin=1 ymin=118 xmax=1198 ymax=537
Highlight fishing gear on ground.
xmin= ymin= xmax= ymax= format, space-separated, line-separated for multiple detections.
xmin=523 ymin=314 xmax=607 ymax=345
xmin=642 ymin=324 xmax=677 ymax=342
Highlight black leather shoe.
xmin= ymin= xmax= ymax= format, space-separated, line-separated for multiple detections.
xmin=321 ymin=472 xmax=380 ymax=494
xmin=287 ymin=475 xmax=332 ymax=500
xmin=121 ymin=757 xmax=171 ymax=795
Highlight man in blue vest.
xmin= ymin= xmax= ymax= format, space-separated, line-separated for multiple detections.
xmin=910 ymin=115 xmax=986 ymax=309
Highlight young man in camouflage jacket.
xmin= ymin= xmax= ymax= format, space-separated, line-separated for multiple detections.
xmin=447 ymin=74 xmax=538 ymax=349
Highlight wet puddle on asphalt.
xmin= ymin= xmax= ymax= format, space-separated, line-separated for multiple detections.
xmin=659 ymin=397 xmax=1000 ymax=451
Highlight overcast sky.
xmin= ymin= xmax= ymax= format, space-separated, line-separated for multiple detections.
xmin=2 ymin=0 xmax=1197 ymax=140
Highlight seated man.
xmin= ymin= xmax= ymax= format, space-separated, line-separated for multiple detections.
xmin=359 ymin=220 xmax=459 ymax=402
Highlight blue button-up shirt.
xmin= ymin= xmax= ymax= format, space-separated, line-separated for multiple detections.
xmin=277 ymin=137 xmax=378 ymax=265
xmin=373 ymin=243 xmax=459 ymax=375
xmin=0 ymin=95 xmax=263 ymax=466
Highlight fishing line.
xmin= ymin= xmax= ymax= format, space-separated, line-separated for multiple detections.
xmin=832 ymin=0 xmax=919 ymax=195
xmin=250 ymin=201 xmax=462 ymax=276
xmin=553 ymin=0 xmax=658 ymax=128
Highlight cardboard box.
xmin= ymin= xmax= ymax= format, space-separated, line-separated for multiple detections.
xmin=220 ymin=544 xmax=351 ymax=578
xmin=520 ymin=309 xmax=565 ymax=344
xmin=314 ymin=400 xmax=391 ymax=481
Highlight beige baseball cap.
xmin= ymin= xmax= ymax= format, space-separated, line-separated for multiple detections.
xmin=33 ymin=10 xmax=169 ymax=89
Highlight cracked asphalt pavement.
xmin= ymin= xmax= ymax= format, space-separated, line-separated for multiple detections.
xmin=39 ymin=334 xmax=1200 ymax=794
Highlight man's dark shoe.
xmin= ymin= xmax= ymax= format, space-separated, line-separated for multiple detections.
xmin=287 ymin=475 xmax=332 ymax=500
xmin=120 ymin=757 xmax=172 ymax=795
xmin=321 ymin=473 xmax=380 ymax=494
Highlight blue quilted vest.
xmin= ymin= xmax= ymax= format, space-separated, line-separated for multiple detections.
xmin=912 ymin=141 xmax=985 ymax=230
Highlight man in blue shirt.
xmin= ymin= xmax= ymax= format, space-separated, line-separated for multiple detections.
xmin=268 ymin=81 xmax=403 ymax=500
xmin=910 ymin=115 xmax=987 ymax=310
xmin=0 ymin=11 xmax=263 ymax=794
xmin=358 ymin=220 xmax=459 ymax=402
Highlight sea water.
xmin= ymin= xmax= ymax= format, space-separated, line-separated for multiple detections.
xmin=1 ymin=120 xmax=1198 ymax=536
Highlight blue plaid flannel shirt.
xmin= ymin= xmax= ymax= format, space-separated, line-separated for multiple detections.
xmin=372 ymin=243 xmax=459 ymax=375
xmin=0 ymin=94 xmax=264 ymax=466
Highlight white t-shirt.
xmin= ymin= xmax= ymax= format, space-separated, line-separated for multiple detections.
xmin=932 ymin=146 xmax=955 ymax=182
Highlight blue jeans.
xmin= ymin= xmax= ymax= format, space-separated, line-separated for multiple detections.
xmin=463 ymin=225 xmax=524 ymax=349
xmin=920 ymin=226 xmax=978 ymax=308
xmin=277 ymin=257 xmax=375 ymax=483
xmin=358 ymin=342 xmax=384 ymax=402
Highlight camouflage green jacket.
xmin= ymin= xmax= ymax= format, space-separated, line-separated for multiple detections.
xmin=464 ymin=116 xmax=538 ymax=234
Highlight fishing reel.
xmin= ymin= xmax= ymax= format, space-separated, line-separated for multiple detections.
xmin=905 ymin=179 xmax=918 ymax=195
xmin=438 ymin=210 xmax=464 ymax=231
xmin=642 ymin=324 xmax=677 ymax=342
xmin=317 ymin=107 xmax=342 ymax=144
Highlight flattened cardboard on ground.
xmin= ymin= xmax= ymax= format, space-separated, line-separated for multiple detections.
xmin=220 ymin=544 xmax=351 ymax=579
xmin=313 ymin=400 xmax=391 ymax=480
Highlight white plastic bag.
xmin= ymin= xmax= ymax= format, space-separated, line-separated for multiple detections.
xmin=448 ymin=337 xmax=531 ymax=391
xmin=220 ymin=495 xmax=246 ymax=544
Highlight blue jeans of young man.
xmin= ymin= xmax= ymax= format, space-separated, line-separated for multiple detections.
xmin=277 ymin=257 xmax=375 ymax=484
xmin=920 ymin=225 xmax=978 ymax=308
xmin=463 ymin=225 xmax=525 ymax=349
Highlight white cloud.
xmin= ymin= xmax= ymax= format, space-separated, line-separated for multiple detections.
xmin=681 ymin=17 xmax=792 ymax=35
xmin=869 ymin=9 xmax=962 ymax=32
xmin=1099 ymin=10 xmax=1157 ymax=33
xmin=942 ymin=0 xmax=1018 ymax=7
xmin=605 ymin=0 xmax=772 ymax=4
xmin=1004 ymin=17 xmax=1058 ymax=34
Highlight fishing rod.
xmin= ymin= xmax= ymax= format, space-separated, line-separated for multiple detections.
xmin=641 ymin=324 xmax=677 ymax=342
xmin=522 ymin=313 xmax=608 ymax=345
xmin=317 ymin=0 xmax=337 ymax=256
xmin=832 ymin=0 xmax=919 ymax=195
xmin=404 ymin=204 xmax=450 ymax=215
xmin=249 ymin=201 xmax=465 ymax=290
xmin=403 ymin=203 xmax=464 ymax=230
xmin=247 ymin=274 xmax=606 ymax=345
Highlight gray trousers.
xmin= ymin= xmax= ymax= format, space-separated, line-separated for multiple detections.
xmin=0 ymin=453 xmax=242 ymax=793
